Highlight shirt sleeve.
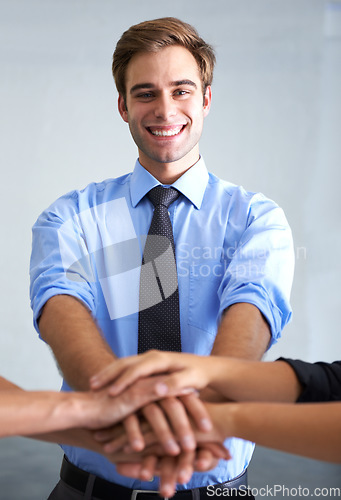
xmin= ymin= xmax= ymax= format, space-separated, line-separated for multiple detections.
xmin=279 ymin=358 xmax=341 ymax=402
xmin=30 ymin=194 xmax=97 ymax=335
xmin=218 ymin=192 xmax=294 ymax=346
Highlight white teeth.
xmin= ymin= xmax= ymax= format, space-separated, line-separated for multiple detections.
xmin=150 ymin=127 xmax=183 ymax=137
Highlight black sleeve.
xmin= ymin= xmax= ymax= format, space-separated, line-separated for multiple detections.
xmin=277 ymin=358 xmax=341 ymax=403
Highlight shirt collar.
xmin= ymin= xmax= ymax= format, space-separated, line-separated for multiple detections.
xmin=130 ymin=157 xmax=209 ymax=210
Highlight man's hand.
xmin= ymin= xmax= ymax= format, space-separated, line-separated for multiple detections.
xmin=114 ymin=443 xmax=230 ymax=498
xmin=81 ymin=376 xmax=200 ymax=430
xmin=101 ymin=401 xmax=234 ymax=497
xmin=93 ymin=392 xmax=212 ymax=455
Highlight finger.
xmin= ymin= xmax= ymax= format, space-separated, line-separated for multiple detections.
xmin=123 ymin=431 xmax=158 ymax=454
xmin=176 ymin=451 xmax=195 ymax=485
xmin=116 ymin=462 xmax=142 ymax=478
xmin=93 ymin=423 xmax=124 ymax=443
xmin=139 ymin=454 xmax=158 ymax=482
xmin=93 ymin=424 xmax=130 ymax=454
xmin=91 ymin=351 xmax=170 ymax=394
xmin=142 ymin=403 xmax=180 ymax=455
xmin=107 ymin=376 xmax=169 ymax=422
xmin=200 ymin=442 xmax=231 ymax=461
xmin=90 ymin=356 xmax=137 ymax=391
xmin=159 ymin=397 xmax=196 ymax=451
xmin=157 ymin=456 xmax=178 ymax=499
xmin=180 ymin=393 xmax=213 ymax=432
xmin=194 ymin=447 xmax=218 ymax=472
xmin=154 ymin=370 xmax=206 ymax=398
xmin=107 ymin=351 xmax=176 ymax=396
xmin=102 ymin=433 xmax=129 ymax=454
xmin=122 ymin=414 xmax=145 ymax=452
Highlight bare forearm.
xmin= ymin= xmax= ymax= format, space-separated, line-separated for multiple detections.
xmin=0 ymin=391 xmax=92 ymax=438
xmin=212 ymin=303 xmax=270 ymax=359
xmin=201 ymin=303 xmax=271 ymax=402
xmin=0 ymin=383 xmax=168 ymax=443
xmin=205 ymin=358 xmax=302 ymax=402
xmin=39 ymin=295 xmax=116 ymax=390
xmin=207 ymin=402 xmax=341 ymax=463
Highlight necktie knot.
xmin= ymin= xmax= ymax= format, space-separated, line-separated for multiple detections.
xmin=148 ymin=186 xmax=179 ymax=209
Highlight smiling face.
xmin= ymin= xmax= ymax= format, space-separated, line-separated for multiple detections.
xmin=118 ymin=45 xmax=211 ymax=183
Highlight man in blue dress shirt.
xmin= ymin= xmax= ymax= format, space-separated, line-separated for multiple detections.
xmin=30 ymin=17 xmax=294 ymax=500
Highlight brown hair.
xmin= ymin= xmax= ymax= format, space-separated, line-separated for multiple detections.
xmin=112 ymin=17 xmax=216 ymax=100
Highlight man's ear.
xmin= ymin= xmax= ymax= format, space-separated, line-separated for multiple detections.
xmin=118 ymin=94 xmax=128 ymax=122
xmin=203 ymin=85 xmax=212 ymax=117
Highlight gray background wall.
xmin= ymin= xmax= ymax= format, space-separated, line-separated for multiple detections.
xmin=0 ymin=1 xmax=341 ymax=498
xmin=0 ymin=0 xmax=340 ymax=390
xmin=2 ymin=0 xmax=340 ymax=391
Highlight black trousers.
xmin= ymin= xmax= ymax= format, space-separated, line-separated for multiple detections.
xmin=48 ymin=456 xmax=255 ymax=499
xmin=48 ymin=480 xmax=255 ymax=499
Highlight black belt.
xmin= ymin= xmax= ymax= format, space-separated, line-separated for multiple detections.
xmin=60 ymin=455 xmax=250 ymax=499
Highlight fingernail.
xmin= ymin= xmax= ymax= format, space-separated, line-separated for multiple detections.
xmin=90 ymin=377 xmax=98 ymax=387
xmin=200 ymin=418 xmax=212 ymax=431
xmin=140 ymin=469 xmax=152 ymax=481
xmin=178 ymin=468 xmax=190 ymax=483
xmin=161 ymin=484 xmax=174 ymax=497
xmin=155 ymin=382 xmax=169 ymax=396
xmin=195 ymin=458 xmax=208 ymax=470
xmin=179 ymin=387 xmax=196 ymax=395
xmin=131 ymin=439 xmax=143 ymax=451
xmin=166 ymin=439 xmax=180 ymax=454
xmin=181 ymin=435 xmax=195 ymax=450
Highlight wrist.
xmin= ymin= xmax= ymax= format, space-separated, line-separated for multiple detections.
xmin=207 ymin=357 xmax=239 ymax=397
xmin=57 ymin=392 xmax=95 ymax=429
xmin=204 ymin=402 xmax=240 ymax=441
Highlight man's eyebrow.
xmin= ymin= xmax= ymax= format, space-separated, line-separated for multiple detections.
xmin=171 ymin=80 xmax=197 ymax=88
xmin=129 ymin=80 xmax=198 ymax=95
xmin=130 ymin=83 xmax=154 ymax=94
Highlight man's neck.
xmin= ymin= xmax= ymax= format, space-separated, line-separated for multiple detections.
xmin=138 ymin=154 xmax=200 ymax=185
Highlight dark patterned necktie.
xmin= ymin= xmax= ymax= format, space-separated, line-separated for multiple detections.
xmin=138 ymin=186 xmax=182 ymax=353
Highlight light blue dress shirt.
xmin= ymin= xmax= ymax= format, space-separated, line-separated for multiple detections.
xmin=30 ymin=157 xmax=294 ymax=489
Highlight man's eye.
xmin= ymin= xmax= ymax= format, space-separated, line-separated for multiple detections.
xmin=174 ymin=90 xmax=189 ymax=96
xmin=137 ymin=93 xmax=153 ymax=99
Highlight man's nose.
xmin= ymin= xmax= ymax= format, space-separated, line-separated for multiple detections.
xmin=154 ymin=95 xmax=177 ymax=120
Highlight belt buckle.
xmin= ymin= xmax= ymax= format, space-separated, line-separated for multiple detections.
xmin=131 ymin=489 xmax=169 ymax=500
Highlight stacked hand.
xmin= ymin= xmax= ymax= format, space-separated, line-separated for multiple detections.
xmin=88 ymin=352 xmax=231 ymax=497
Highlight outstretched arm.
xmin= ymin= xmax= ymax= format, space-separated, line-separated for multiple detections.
xmin=0 ymin=375 xmax=202 ymax=440
xmin=91 ymin=351 xmax=301 ymax=403
xmin=206 ymin=401 xmax=341 ymax=464
xmin=0 ymin=377 xmax=102 ymax=438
